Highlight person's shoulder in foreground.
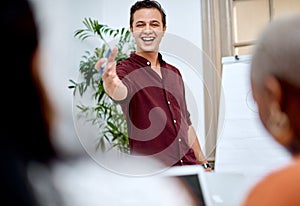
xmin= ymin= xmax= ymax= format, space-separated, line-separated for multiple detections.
xmin=242 ymin=156 xmax=300 ymax=206
xmin=241 ymin=13 xmax=300 ymax=206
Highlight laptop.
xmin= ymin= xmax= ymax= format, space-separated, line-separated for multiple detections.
xmin=161 ymin=165 xmax=251 ymax=206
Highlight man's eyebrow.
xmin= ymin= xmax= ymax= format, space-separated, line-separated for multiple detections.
xmin=150 ymin=20 xmax=161 ymax=24
xmin=135 ymin=20 xmax=161 ymax=24
xmin=135 ymin=21 xmax=145 ymax=24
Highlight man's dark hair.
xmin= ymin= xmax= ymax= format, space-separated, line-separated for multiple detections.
xmin=130 ymin=0 xmax=166 ymax=28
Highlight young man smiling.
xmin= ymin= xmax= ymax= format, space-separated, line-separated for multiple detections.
xmin=97 ymin=0 xmax=211 ymax=171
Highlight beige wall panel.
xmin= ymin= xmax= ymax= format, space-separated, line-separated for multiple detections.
xmin=235 ymin=45 xmax=255 ymax=56
xmin=233 ymin=0 xmax=270 ymax=43
xmin=273 ymin=0 xmax=300 ymax=19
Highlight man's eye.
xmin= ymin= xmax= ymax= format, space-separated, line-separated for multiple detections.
xmin=151 ymin=23 xmax=160 ymax=27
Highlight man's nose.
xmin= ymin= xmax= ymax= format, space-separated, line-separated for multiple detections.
xmin=144 ymin=24 xmax=151 ymax=33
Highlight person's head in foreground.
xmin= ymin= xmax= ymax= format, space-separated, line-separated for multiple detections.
xmin=1 ymin=0 xmax=57 ymax=205
xmin=242 ymin=14 xmax=300 ymax=206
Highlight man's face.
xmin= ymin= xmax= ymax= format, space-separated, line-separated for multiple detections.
xmin=130 ymin=8 xmax=166 ymax=53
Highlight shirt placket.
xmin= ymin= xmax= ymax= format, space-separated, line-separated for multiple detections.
xmin=162 ymin=77 xmax=183 ymax=165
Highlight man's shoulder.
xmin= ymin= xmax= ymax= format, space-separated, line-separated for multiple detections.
xmin=116 ymin=52 xmax=139 ymax=68
xmin=116 ymin=56 xmax=133 ymax=72
xmin=159 ymin=55 xmax=181 ymax=74
xmin=163 ymin=61 xmax=182 ymax=76
xmin=116 ymin=54 xmax=139 ymax=77
xmin=117 ymin=56 xmax=131 ymax=66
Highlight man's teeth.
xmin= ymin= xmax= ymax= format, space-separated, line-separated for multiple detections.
xmin=142 ymin=37 xmax=155 ymax=41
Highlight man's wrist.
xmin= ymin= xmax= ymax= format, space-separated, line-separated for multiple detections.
xmin=197 ymin=159 xmax=212 ymax=170
xmin=201 ymin=163 xmax=211 ymax=169
xmin=197 ymin=159 xmax=208 ymax=165
xmin=106 ymin=81 xmax=127 ymax=101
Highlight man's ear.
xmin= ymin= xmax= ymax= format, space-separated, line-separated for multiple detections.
xmin=264 ymin=75 xmax=283 ymax=107
xmin=264 ymin=76 xmax=293 ymax=146
xmin=162 ymin=26 xmax=166 ymax=37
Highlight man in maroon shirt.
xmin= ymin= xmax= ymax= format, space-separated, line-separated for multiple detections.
xmin=96 ymin=0 xmax=211 ymax=171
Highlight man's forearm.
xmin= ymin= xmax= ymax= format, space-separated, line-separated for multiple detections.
xmin=188 ymin=125 xmax=207 ymax=164
xmin=105 ymin=81 xmax=128 ymax=101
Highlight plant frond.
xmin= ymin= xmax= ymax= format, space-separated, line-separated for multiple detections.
xmin=71 ymin=17 xmax=132 ymax=153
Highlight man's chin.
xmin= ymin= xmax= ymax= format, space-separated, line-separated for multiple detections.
xmin=140 ymin=47 xmax=159 ymax=53
xmin=144 ymin=50 xmax=159 ymax=53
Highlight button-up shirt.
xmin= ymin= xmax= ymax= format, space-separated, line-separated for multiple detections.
xmin=114 ymin=52 xmax=197 ymax=166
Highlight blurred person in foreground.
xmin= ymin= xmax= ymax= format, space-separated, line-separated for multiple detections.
xmin=242 ymin=14 xmax=300 ymax=206
xmin=0 ymin=0 xmax=200 ymax=205
xmin=0 ymin=0 xmax=58 ymax=205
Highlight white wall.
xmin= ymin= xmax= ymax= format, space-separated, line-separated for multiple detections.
xmin=29 ymin=0 xmax=204 ymax=157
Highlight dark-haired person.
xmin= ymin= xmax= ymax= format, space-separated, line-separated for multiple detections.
xmin=97 ymin=0 xmax=211 ymax=170
xmin=241 ymin=14 xmax=300 ymax=206
xmin=0 ymin=0 xmax=59 ymax=205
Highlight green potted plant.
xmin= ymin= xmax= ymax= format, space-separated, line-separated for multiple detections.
xmin=68 ymin=17 xmax=135 ymax=153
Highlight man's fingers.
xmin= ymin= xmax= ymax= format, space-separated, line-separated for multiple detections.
xmin=107 ymin=47 xmax=118 ymax=64
xmin=104 ymin=61 xmax=117 ymax=77
xmin=95 ymin=47 xmax=118 ymax=78
xmin=104 ymin=47 xmax=118 ymax=74
xmin=95 ymin=47 xmax=117 ymax=70
xmin=95 ymin=58 xmax=107 ymax=71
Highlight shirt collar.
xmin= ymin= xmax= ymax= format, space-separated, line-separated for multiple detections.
xmin=129 ymin=52 xmax=166 ymax=67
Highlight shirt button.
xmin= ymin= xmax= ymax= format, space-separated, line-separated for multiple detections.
xmin=180 ymin=160 xmax=183 ymax=163
xmin=173 ymin=119 xmax=176 ymax=124
xmin=147 ymin=61 xmax=150 ymax=66
xmin=179 ymin=138 xmax=182 ymax=142
xmin=167 ymin=101 xmax=170 ymax=105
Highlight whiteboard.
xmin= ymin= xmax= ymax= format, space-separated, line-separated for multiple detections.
xmin=215 ymin=55 xmax=291 ymax=183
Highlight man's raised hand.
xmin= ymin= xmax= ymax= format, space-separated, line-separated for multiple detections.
xmin=95 ymin=47 xmax=127 ymax=101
